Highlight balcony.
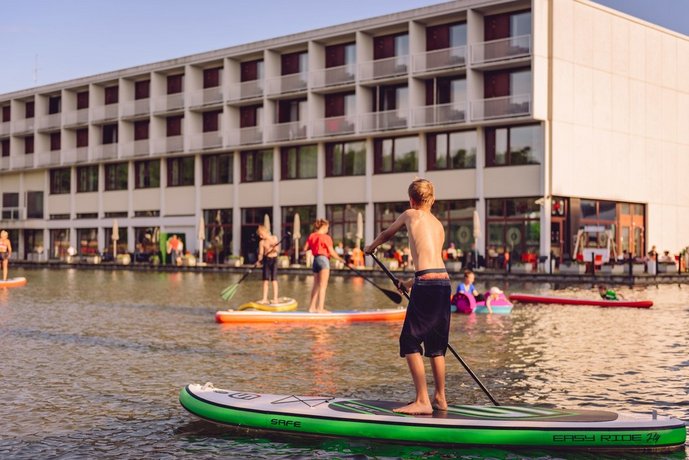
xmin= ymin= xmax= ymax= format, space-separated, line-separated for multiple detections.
xmin=37 ymin=113 xmax=62 ymax=131
xmin=63 ymin=147 xmax=89 ymax=164
xmin=0 ymin=121 xmax=10 ymax=136
xmin=1 ymin=156 xmax=9 ymax=170
xmin=63 ymin=109 xmax=89 ymax=126
xmin=120 ymin=139 xmax=150 ymax=158
xmin=227 ymin=80 xmax=263 ymax=102
xmin=92 ymin=104 xmax=119 ymax=122
xmin=471 ymin=34 xmax=531 ymax=66
xmin=93 ymin=143 xmax=118 ymax=160
xmin=228 ymin=126 xmax=263 ymax=146
xmin=13 ymin=118 xmax=35 ymax=133
xmin=412 ymin=46 xmax=466 ymax=74
xmin=10 ymin=153 xmax=34 ymax=169
xmin=190 ymin=87 xmax=223 ymax=108
xmin=412 ymin=102 xmax=467 ymax=127
xmin=265 ymin=74 xmax=308 ymax=96
xmin=359 ymin=55 xmax=409 ymax=82
xmin=152 ymin=94 xmax=185 ymax=113
xmin=36 ymin=151 xmax=61 ymax=166
xmin=121 ymin=99 xmax=150 ymax=118
xmin=360 ymin=110 xmax=408 ymax=133
xmin=190 ymin=132 xmax=223 ymax=150
xmin=267 ymin=121 xmax=306 ymax=142
xmin=152 ymin=135 xmax=184 ymax=154
xmin=470 ymin=94 xmax=531 ymax=121
xmin=312 ymin=116 xmax=356 ymax=137
xmin=311 ymin=65 xmax=356 ymax=90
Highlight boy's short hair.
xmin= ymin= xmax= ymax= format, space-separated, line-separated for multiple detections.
xmin=597 ymin=284 xmax=607 ymax=290
xmin=256 ymin=225 xmax=268 ymax=235
xmin=408 ymin=178 xmax=435 ymax=207
xmin=463 ymin=269 xmax=474 ymax=278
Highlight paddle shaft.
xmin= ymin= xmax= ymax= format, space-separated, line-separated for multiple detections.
xmin=369 ymin=253 xmax=500 ymax=406
xmin=343 ymin=263 xmax=402 ymax=304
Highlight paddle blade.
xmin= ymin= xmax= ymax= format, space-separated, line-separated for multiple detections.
xmin=382 ymin=288 xmax=403 ymax=304
xmin=221 ymin=284 xmax=239 ymax=301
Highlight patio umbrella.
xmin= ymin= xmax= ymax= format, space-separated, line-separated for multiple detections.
xmin=472 ymin=209 xmax=481 ymax=267
xmin=263 ymin=214 xmax=271 ymax=233
xmin=112 ymin=219 xmax=119 ymax=258
xmin=356 ymin=212 xmax=364 ymax=249
xmin=198 ymin=215 xmax=205 ymax=265
xmin=292 ymin=213 xmax=301 ymax=264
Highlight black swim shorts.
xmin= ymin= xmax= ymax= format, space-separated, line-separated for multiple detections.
xmin=261 ymin=257 xmax=278 ymax=281
xmin=399 ymin=278 xmax=451 ymax=358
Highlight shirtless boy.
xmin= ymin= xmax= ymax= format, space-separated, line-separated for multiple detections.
xmin=256 ymin=225 xmax=280 ymax=303
xmin=364 ymin=178 xmax=450 ymax=415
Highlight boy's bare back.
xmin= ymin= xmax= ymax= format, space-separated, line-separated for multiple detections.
xmin=402 ymin=208 xmax=445 ymax=271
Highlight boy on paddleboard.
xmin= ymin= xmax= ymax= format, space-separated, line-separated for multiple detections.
xmin=364 ymin=178 xmax=450 ymax=415
xmin=257 ymin=225 xmax=280 ymax=304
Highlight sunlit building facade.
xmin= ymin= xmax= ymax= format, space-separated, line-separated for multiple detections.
xmin=1 ymin=0 xmax=688 ymax=265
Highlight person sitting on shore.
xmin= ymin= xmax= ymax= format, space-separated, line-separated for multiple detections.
xmin=598 ymin=284 xmax=623 ymax=301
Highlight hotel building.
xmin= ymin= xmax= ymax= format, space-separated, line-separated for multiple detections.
xmin=1 ymin=0 xmax=688 ymax=266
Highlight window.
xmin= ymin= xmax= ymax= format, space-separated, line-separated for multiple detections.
xmin=425 ymin=77 xmax=466 ymax=105
xmin=203 ymin=67 xmax=221 ymax=88
xmin=167 ymin=156 xmax=194 ymax=187
xmin=240 ymin=60 xmax=263 ymax=82
xmin=77 ymin=165 xmax=99 ymax=193
xmin=48 ymin=96 xmax=61 ymax=114
xmin=484 ymin=68 xmax=531 ymax=98
xmin=167 ymin=74 xmax=184 ymax=94
xmin=426 ymin=22 xmax=467 ymax=51
xmin=2 ymin=193 xmax=19 ymax=220
xmin=241 ymin=149 xmax=273 ymax=182
xmin=202 ymin=110 xmax=221 ymax=132
xmin=326 ymin=203 xmax=366 ymax=248
xmin=134 ymin=80 xmax=150 ymax=100
xmin=103 ymin=225 xmax=128 ymax=255
xmin=485 ymin=124 xmax=543 ymax=166
xmin=25 ymin=101 xmax=35 ymax=118
xmin=50 ymin=132 xmax=61 ymax=151
xmin=102 ymin=124 xmax=118 ymax=144
xmin=375 ymin=84 xmax=408 ymax=112
xmin=26 ymin=191 xmax=44 ymax=219
xmin=374 ymin=33 xmax=409 ymax=59
xmin=134 ymin=160 xmax=159 ymax=189
xmin=281 ymin=145 xmax=316 ymax=180
xmin=134 ymin=120 xmax=149 ymax=140
xmin=76 ymin=91 xmax=89 ymax=109
xmin=203 ymin=209 xmax=233 ymax=264
xmin=281 ymin=51 xmax=308 ymax=75
xmin=239 ymin=105 xmax=262 ymax=128
xmin=77 ymin=228 xmax=98 ymax=256
xmin=485 ymin=10 xmax=531 ymax=41
xmin=202 ymin=153 xmax=233 ymax=185
xmin=325 ymin=42 xmax=356 ymax=68
xmin=1 ymin=105 xmax=10 ymax=122
xmin=325 ymin=92 xmax=355 ymax=118
xmin=325 ymin=141 xmax=366 ymax=177
xmin=278 ymin=98 xmax=307 ymax=123
xmin=486 ymin=198 xmax=540 ymax=259
xmin=241 ymin=207 xmax=272 ymax=262
xmin=2 ymin=139 xmax=10 ymax=157
xmin=24 ymin=136 xmax=34 ymax=154
xmin=374 ymin=136 xmax=418 ymax=173
xmin=375 ymin=202 xmax=409 ymax=249
xmin=434 ymin=200 xmax=476 ymax=251
xmin=427 ymin=131 xmax=476 ymax=170
xmin=50 ymin=168 xmax=71 ymax=194
xmin=104 ymin=162 xmax=128 ymax=191
xmin=167 ymin=116 xmax=183 ymax=136
xmin=76 ymin=128 xmax=89 ymax=147
xmin=104 ymin=86 xmax=119 ymax=104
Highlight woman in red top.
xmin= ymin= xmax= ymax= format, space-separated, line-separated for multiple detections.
xmin=303 ymin=219 xmax=344 ymax=313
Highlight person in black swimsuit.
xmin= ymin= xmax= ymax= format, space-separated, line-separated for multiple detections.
xmin=257 ymin=225 xmax=280 ymax=303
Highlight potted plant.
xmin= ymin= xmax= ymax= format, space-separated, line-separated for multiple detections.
xmin=558 ymin=260 xmax=586 ymax=274
xmin=150 ymin=254 xmax=160 ymax=266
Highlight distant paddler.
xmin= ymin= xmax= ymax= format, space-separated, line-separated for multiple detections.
xmin=0 ymin=230 xmax=12 ymax=281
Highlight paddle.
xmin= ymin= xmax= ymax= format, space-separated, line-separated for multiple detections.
xmin=368 ymin=252 xmax=501 ymax=406
xmin=343 ymin=263 xmax=403 ymax=304
xmin=220 ymin=233 xmax=290 ymax=301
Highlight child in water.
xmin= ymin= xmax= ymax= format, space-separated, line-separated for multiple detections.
xmin=456 ymin=269 xmax=484 ymax=301
xmin=598 ymin=284 xmax=622 ymax=301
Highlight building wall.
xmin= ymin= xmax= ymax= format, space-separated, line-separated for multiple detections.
xmin=550 ymin=0 xmax=689 ymax=253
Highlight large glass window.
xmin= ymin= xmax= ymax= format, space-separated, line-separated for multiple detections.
xmin=202 ymin=153 xmax=233 ymax=185
xmin=434 ymin=200 xmax=476 ymax=252
xmin=374 ymin=136 xmax=418 ymax=174
xmin=26 ymin=191 xmax=43 ymax=219
xmin=241 ymin=207 xmax=272 ymax=263
xmin=326 ymin=203 xmax=366 ymax=249
xmin=281 ymin=205 xmax=317 ymax=256
xmin=241 ymin=149 xmax=273 ymax=182
xmin=77 ymin=165 xmax=99 ymax=193
xmin=167 ymin=156 xmax=195 ymax=187
xmin=49 ymin=229 xmax=70 ymax=260
xmin=281 ymin=145 xmax=317 ymax=180
xmin=325 ymin=141 xmax=366 ymax=177
xmin=486 ymin=124 xmax=543 ymax=166
xmin=50 ymin=168 xmax=71 ymax=194
xmin=104 ymin=162 xmax=128 ymax=191
xmin=103 ymin=226 xmax=128 ymax=256
xmin=203 ymin=209 xmax=233 ymax=264
xmin=427 ymin=130 xmax=476 ymax=170
xmin=77 ymin=228 xmax=99 ymax=256
xmin=134 ymin=159 xmax=159 ymax=189
xmin=486 ymin=198 xmax=540 ymax=259
xmin=374 ymin=202 xmax=409 ymax=251
xmin=134 ymin=227 xmax=160 ymax=262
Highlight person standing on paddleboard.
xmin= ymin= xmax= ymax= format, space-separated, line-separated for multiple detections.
xmin=364 ymin=178 xmax=450 ymax=415
xmin=0 ymin=230 xmax=12 ymax=281
xmin=256 ymin=225 xmax=280 ymax=304
xmin=304 ymin=219 xmax=344 ymax=313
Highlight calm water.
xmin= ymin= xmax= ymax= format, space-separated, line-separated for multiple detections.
xmin=0 ymin=267 xmax=687 ymax=459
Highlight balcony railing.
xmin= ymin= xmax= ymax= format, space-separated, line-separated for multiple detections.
xmin=190 ymin=131 xmax=223 ymax=150
xmin=121 ymin=99 xmax=150 ymax=118
xmin=93 ymin=143 xmax=118 ymax=160
xmin=0 ymin=157 xmax=8 ymax=170
xmin=152 ymin=93 xmax=185 ymax=113
xmin=36 ymin=151 xmax=61 ymax=166
xmin=230 ymin=126 xmax=263 ymax=146
xmin=92 ymin=104 xmax=119 ymax=122
xmin=359 ymin=55 xmax=409 ymax=82
xmin=63 ymin=147 xmax=89 ymax=164
xmin=227 ymin=80 xmax=264 ymax=102
xmin=471 ymin=34 xmax=531 ymax=65
xmin=0 ymin=121 xmax=10 ymax=136
xmin=63 ymin=109 xmax=89 ymax=126
xmin=412 ymin=46 xmax=467 ymax=74
xmin=412 ymin=102 xmax=467 ymax=127
xmin=120 ymin=139 xmax=150 ymax=158
xmin=312 ymin=116 xmax=356 ymax=137
xmin=359 ymin=110 xmax=408 ymax=133
xmin=266 ymin=73 xmax=308 ymax=96
xmin=13 ymin=118 xmax=35 ymax=133
xmin=311 ymin=65 xmax=356 ymax=89
xmin=152 ymin=135 xmax=184 ymax=154
xmin=37 ymin=113 xmax=62 ymax=130
xmin=267 ymin=121 xmax=307 ymax=142
xmin=10 ymin=153 xmax=34 ymax=169
xmin=470 ymin=93 xmax=531 ymax=121
xmin=190 ymin=87 xmax=223 ymax=107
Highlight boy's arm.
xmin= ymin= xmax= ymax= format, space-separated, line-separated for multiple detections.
xmin=257 ymin=241 xmax=265 ymax=263
xmin=364 ymin=212 xmax=407 ymax=254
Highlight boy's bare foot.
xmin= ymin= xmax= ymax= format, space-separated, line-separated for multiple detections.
xmin=317 ymin=309 xmax=331 ymax=314
xmin=271 ymin=299 xmax=279 ymax=304
xmin=432 ymin=395 xmax=448 ymax=411
xmin=393 ymin=401 xmax=433 ymax=415
xmin=259 ymin=299 xmax=268 ymax=304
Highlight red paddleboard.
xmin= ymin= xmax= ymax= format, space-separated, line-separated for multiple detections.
xmin=509 ymin=293 xmax=652 ymax=308
xmin=0 ymin=277 xmax=27 ymax=288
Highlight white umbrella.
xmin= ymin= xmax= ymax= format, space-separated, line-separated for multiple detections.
xmin=472 ymin=209 xmax=481 ymax=266
xmin=198 ymin=215 xmax=206 ymax=265
xmin=111 ymin=219 xmax=119 ymax=258
xmin=263 ymin=213 xmax=271 ymax=233
xmin=356 ymin=212 xmax=364 ymax=249
xmin=292 ymin=213 xmax=301 ymax=264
